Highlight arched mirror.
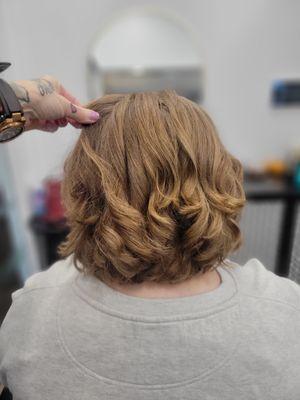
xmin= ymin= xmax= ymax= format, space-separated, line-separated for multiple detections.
xmin=87 ymin=9 xmax=203 ymax=102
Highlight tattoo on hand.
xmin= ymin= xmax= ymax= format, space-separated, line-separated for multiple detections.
xmin=9 ymin=82 xmax=30 ymax=104
xmin=70 ymin=103 xmax=77 ymax=113
xmin=34 ymin=79 xmax=54 ymax=96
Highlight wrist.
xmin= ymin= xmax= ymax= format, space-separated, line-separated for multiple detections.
xmin=0 ymin=79 xmax=26 ymax=142
xmin=9 ymin=81 xmax=38 ymax=124
xmin=9 ymin=81 xmax=30 ymax=108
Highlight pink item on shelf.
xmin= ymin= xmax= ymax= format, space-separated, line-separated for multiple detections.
xmin=44 ymin=179 xmax=65 ymax=223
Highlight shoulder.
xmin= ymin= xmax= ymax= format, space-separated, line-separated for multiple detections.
xmin=0 ymin=257 xmax=78 ymax=367
xmin=11 ymin=256 xmax=77 ymax=301
xmin=227 ymin=258 xmax=300 ymax=311
xmin=1 ymin=256 xmax=78 ymax=333
xmin=0 ymin=257 xmax=77 ymax=336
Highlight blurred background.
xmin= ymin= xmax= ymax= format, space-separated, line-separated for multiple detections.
xmin=1 ymin=0 xmax=300 ymax=322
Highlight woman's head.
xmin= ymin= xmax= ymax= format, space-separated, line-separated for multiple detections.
xmin=59 ymin=90 xmax=245 ymax=285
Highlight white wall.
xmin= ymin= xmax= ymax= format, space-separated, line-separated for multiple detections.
xmin=0 ymin=0 xmax=300 ymax=276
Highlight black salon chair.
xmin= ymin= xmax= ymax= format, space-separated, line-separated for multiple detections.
xmin=0 ymin=387 xmax=12 ymax=400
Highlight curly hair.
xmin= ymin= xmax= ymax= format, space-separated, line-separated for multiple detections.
xmin=59 ymin=90 xmax=245 ymax=285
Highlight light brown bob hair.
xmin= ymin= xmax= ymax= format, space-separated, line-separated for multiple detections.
xmin=59 ymin=90 xmax=245 ymax=285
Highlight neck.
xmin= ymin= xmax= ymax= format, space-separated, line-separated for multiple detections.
xmin=107 ymin=268 xmax=222 ymax=299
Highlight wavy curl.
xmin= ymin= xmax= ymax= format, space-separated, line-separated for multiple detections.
xmin=59 ymin=90 xmax=245 ymax=285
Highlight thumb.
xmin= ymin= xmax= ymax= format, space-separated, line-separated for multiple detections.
xmin=64 ymin=100 xmax=99 ymax=124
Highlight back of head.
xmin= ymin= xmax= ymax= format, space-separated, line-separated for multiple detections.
xmin=59 ymin=90 xmax=245 ymax=285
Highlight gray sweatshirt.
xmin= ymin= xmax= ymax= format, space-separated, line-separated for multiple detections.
xmin=0 ymin=257 xmax=299 ymax=400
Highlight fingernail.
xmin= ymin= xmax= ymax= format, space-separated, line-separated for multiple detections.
xmin=89 ymin=111 xmax=100 ymax=122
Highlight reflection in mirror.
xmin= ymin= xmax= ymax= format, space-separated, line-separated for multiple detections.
xmin=87 ymin=10 xmax=203 ymax=102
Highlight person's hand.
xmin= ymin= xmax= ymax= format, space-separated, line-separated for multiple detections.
xmin=9 ymin=75 xmax=99 ymax=132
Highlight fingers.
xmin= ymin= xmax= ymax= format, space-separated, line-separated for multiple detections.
xmin=21 ymin=74 xmax=100 ymax=129
xmin=25 ymin=116 xmax=84 ymax=132
xmin=55 ymin=118 xmax=68 ymax=128
xmin=29 ymin=75 xmax=100 ymax=125
xmin=38 ymin=120 xmax=60 ymax=133
xmin=40 ymin=75 xmax=60 ymax=91
xmin=63 ymin=99 xmax=100 ymax=124
xmin=60 ymin=84 xmax=81 ymax=107
xmin=25 ymin=119 xmax=64 ymax=133
xmin=66 ymin=117 xmax=84 ymax=129
xmin=39 ymin=76 xmax=82 ymax=108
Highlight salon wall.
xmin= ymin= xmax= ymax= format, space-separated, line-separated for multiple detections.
xmin=1 ymin=0 xmax=300 ymax=277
